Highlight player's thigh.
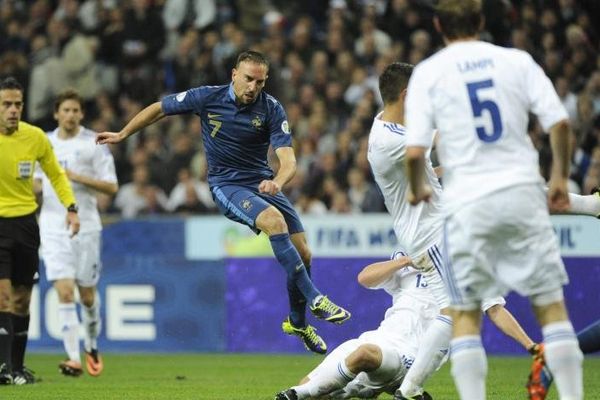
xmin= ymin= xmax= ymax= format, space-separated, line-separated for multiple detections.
xmin=261 ymin=192 xmax=305 ymax=234
xmin=444 ymin=200 xmax=505 ymax=309
xmin=11 ymin=214 xmax=40 ymax=287
xmin=211 ymin=185 xmax=272 ymax=233
xmin=494 ymin=188 xmax=568 ymax=296
xmin=41 ymin=232 xmax=76 ymax=282
xmin=74 ymin=232 xmax=102 ymax=287
xmin=307 ymin=339 xmax=361 ymax=381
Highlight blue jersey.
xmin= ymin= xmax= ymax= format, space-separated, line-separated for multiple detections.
xmin=161 ymin=84 xmax=292 ymax=187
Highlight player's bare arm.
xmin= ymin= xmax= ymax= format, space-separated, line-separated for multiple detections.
xmin=65 ymin=170 xmax=119 ymax=195
xmin=357 ymin=256 xmax=413 ymax=288
xmin=96 ymin=102 xmax=165 ymax=144
xmin=405 ymin=146 xmax=432 ymax=205
xmin=259 ymin=146 xmax=296 ymax=195
xmin=547 ymin=119 xmax=571 ymax=213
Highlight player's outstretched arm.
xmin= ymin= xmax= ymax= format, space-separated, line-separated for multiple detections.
xmin=486 ymin=304 xmax=536 ymax=351
xmin=357 ymin=255 xmax=412 ymax=288
xmin=96 ymin=102 xmax=165 ymax=144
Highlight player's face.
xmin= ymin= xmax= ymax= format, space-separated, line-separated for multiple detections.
xmin=232 ymin=61 xmax=268 ymax=104
xmin=0 ymin=89 xmax=23 ymax=133
xmin=54 ymin=99 xmax=84 ymax=133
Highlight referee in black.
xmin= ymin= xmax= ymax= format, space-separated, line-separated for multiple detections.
xmin=0 ymin=77 xmax=80 ymax=385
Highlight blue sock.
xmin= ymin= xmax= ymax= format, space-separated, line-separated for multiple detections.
xmin=270 ymin=233 xmax=320 ymax=307
xmin=577 ymin=319 xmax=600 ymax=354
xmin=288 ymin=264 xmax=311 ymax=327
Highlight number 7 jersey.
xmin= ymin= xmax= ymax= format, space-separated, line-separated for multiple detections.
xmin=405 ymin=40 xmax=568 ymax=215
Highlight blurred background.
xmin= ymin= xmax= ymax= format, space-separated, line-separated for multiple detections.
xmin=2 ymin=0 xmax=599 ymax=355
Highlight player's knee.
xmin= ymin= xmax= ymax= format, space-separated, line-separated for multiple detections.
xmin=58 ymin=291 xmax=76 ymax=303
xmin=258 ymin=208 xmax=288 ymax=235
xmin=0 ymin=290 xmax=10 ymax=312
xmin=80 ymin=292 xmax=95 ymax=307
xmin=11 ymin=293 xmax=31 ymax=315
xmin=349 ymin=344 xmax=382 ymax=372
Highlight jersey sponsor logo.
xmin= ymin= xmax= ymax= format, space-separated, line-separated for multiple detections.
xmin=17 ymin=160 xmax=34 ymax=179
xmin=240 ymin=199 xmax=253 ymax=211
xmin=281 ymin=120 xmax=290 ymax=134
xmin=175 ymin=91 xmax=187 ymax=102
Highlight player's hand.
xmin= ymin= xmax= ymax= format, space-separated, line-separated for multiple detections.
xmin=258 ymin=180 xmax=281 ymax=195
xmin=547 ymin=177 xmax=570 ymax=213
xmin=408 ymin=184 xmax=432 ymax=205
xmin=96 ymin=131 xmax=124 ymax=144
xmin=65 ymin=169 xmax=80 ymax=182
xmin=66 ymin=212 xmax=80 ymax=238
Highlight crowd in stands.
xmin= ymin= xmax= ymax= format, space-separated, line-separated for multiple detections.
xmin=1 ymin=0 xmax=599 ymax=218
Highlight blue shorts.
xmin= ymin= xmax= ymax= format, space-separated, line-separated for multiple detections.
xmin=211 ymin=185 xmax=305 ymax=235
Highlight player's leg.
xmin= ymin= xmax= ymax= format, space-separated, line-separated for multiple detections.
xmin=0 ymin=236 xmax=14 ymax=384
xmin=41 ymin=232 xmax=83 ymax=377
xmin=75 ymin=231 xmax=103 ymax=376
xmin=10 ymin=215 xmax=41 ymax=385
xmin=554 ymin=189 xmax=600 ymax=217
xmin=502 ymin=185 xmax=582 ymax=399
xmin=531 ymin=294 xmax=583 ymax=400
xmin=397 ymin=245 xmax=452 ymax=398
xmin=275 ymin=339 xmax=360 ymax=400
xmin=288 ymin=233 xmax=311 ymax=328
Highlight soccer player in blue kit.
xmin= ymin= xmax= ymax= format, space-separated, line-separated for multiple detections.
xmin=96 ymin=50 xmax=351 ymax=354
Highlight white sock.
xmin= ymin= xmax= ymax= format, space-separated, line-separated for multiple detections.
xmin=450 ymin=335 xmax=487 ymax=400
xmin=568 ymin=193 xmax=600 ymax=217
xmin=400 ymin=314 xmax=452 ymax=396
xmin=58 ymin=303 xmax=80 ymax=362
xmin=81 ymin=295 xmax=101 ymax=352
xmin=293 ymin=360 xmax=356 ymax=399
xmin=543 ymin=321 xmax=583 ymax=400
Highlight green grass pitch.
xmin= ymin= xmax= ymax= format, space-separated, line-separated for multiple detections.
xmin=5 ymin=353 xmax=599 ymax=399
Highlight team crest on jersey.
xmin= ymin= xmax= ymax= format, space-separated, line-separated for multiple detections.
xmin=251 ymin=115 xmax=263 ymax=130
xmin=240 ymin=199 xmax=253 ymax=211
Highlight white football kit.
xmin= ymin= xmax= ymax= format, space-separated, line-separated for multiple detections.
xmin=405 ymin=40 xmax=569 ymax=309
xmin=307 ymin=264 xmax=440 ymax=397
xmin=368 ymin=115 xmax=449 ymax=309
xmin=307 ymin=253 xmax=505 ymax=399
xmin=37 ymin=127 xmax=117 ymax=285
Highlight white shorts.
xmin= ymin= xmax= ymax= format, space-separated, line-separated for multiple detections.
xmin=40 ymin=231 xmax=102 ymax=286
xmin=443 ymin=184 xmax=568 ymax=310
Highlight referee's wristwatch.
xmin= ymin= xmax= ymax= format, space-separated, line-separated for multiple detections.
xmin=67 ymin=203 xmax=79 ymax=214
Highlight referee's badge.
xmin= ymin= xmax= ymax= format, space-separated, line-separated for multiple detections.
xmin=16 ymin=160 xmax=33 ymax=179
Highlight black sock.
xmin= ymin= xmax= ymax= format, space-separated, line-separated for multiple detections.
xmin=11 ymin=314 xmax=29 ymax=371
xmin=0 ymin=312 xmax=13 ymax=371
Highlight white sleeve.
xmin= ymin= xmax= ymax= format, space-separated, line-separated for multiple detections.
xmin=481 ymin=296 xmax=506 ymax=313
xmin=524 ymin=54 xmax=568 ymax=131
xmin=34 ymin=162 xmax=45 ymax=180
xmin=405 ymin=66 xmax=435 ymax=148
xmin=93 ymin=144 xmax=118 ymax=184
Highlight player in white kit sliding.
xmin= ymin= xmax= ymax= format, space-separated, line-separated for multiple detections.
xmin=36 ymin=89 xmax=118 ymax=377
xmin=404 ymin=1 xmax=583 ymax=399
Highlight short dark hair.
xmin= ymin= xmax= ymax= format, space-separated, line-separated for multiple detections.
xmin=54 ymin=89 xmax=84 ymax=112
xmin=0 ymin=76 xmax=23 ymax=93
xmin=435 ymin=0 xmax=482 ymax=41
xmin=379 ymin=63 xmax=414 ymax=105
xmin=235 ymin=50 xmax=270 ymax=70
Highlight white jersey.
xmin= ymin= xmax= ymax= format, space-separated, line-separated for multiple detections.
xmin=368 ymin=114 xmax=444 ymax=257
xmin=37 ymin=127 xmax=117 ymax=234
xmin=405 ymin=41 xmax=568 ymax=214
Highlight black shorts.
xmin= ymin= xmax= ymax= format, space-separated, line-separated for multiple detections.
xmin=0 ymin=213 xmax=40 ymax=286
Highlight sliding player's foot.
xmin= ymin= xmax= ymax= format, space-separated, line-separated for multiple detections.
xmin=85 ymin=349 xmax=104 ymax=376
xmin=59 ymin=360 xmax=83 ymax=377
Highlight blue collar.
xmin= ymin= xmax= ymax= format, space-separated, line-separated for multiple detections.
xmin=228 ymin=83 xmax=236 ymax=102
